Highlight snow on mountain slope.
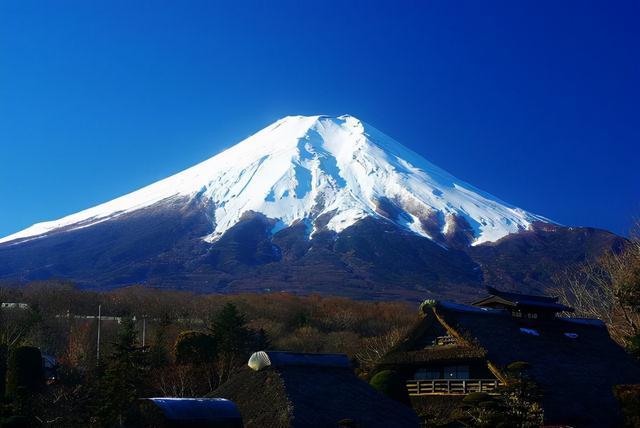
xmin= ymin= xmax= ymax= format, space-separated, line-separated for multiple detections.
xmin=0 ymin=115 xmax=551 ymax=246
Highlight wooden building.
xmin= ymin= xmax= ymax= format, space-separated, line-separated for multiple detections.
xmin=375 ymin=287 xmax=640 ymax=427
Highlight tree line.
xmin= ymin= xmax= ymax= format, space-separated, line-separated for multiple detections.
xmin=0 ymin=285 xmax=414 ymax=426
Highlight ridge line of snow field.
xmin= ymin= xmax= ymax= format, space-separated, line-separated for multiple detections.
xmin=0 ymin=115 xmax=550 ymax=246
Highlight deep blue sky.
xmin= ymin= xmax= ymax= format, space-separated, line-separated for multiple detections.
xmin=1 ymin=1 xmax=638 ymax=237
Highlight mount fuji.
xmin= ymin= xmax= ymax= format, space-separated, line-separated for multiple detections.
xmin=0 ymin=115 xmax=622 ymax=300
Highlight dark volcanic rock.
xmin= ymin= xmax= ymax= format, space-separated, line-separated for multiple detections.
xmin=0 ymin=202 xmax=622 ymax=302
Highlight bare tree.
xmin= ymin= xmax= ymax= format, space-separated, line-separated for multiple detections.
xmin=0 ymin=306 xmax=40 ymax=347
xmin=554 ymin=221 xmax=640 ymax=347
xmin=355 ymin=327 xmax=407 ymax=373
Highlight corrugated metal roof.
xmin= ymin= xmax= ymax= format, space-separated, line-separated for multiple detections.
xmin=146 ymin=398 xmax=242 ymax=422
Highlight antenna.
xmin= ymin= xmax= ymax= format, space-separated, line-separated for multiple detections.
xmin=142 ymin=315 xmax=147 ymax=347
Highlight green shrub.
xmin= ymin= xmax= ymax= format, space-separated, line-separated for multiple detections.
xmin=369 ymin=370 xmax=408 ymax=403
xmin=506 ymin=361 xmax=530 ymax=373
xmin=613 ymin=384 xmax=640 ymax=428
xmin=6 ymin=346 xmax=44 ymax=397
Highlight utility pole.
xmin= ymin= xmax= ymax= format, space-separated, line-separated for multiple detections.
xmin=142 ymin=315 xmax=147 ymax=347
xmin=96 ymin=304 xmax=102 ymax=363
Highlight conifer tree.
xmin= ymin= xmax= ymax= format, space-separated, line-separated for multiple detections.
xmin=209 ymin=303 xmax=251 ymax=382
xmin=148 ymin=314 xmax=172 ymax=368
xmin=97 ymin=317 xmax=150 ymax=427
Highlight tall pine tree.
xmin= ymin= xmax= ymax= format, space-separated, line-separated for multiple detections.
xmin=209 ymin=303 xmax=251 ymax=383
xmin=97 ymin=317 xmax=150 ymax=427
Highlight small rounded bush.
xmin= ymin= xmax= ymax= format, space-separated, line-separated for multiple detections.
xmin=369 ymin=370 xmax=407 ymax=403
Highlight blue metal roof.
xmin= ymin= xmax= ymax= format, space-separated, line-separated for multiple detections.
xmin=146 ymin=398 xmax=242 ymax=422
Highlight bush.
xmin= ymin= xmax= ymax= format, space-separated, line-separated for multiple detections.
xmin=613 ymin=384 xmax=640 ymax=428
xmin=460 ymin=392 xmax=503 ymax=427
xmin=506 ymin=361 xmax=530 ymax=373
xmin=369 ymin=370 xmax=408 ymax=403
xmin=6 ymin=346 xmax=44 ymax=396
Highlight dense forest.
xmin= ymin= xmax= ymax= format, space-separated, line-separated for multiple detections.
xmin=0 ymin=282 xmax=415 ymax=426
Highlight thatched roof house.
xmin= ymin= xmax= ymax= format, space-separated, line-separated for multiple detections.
xmin=376 ymin=288 xmax=640 ymax=427
xmin=213 ymin=351 xmax=419 ymax=428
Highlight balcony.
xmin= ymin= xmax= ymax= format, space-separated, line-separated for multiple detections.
xmin=406 ymin=379 xmax=502 ymax=396
xmin=432 ymin=334 xmax=457 ymax=346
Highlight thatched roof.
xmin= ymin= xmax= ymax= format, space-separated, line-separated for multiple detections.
xmin=377 ymin=302 xmax=487 ymax=368
xmin=431 ymin=301 xmax=640 ymax=427
xmin=213 ymin=351 xmax=419 ymax=428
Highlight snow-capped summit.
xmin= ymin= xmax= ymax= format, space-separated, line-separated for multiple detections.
xmin=0 ymin=114 xmax=549 ymax=246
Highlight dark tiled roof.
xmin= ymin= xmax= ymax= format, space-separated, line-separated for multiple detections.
xmin=486 ymin=286 xmax=559 ymax=303
xmin=473 ymin=286 xmax=574 ymax=312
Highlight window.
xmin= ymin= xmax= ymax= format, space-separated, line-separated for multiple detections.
xmin=415 ymin=368 xmax=440 ymax=380
xmin=444 ymin=365 xmax=470 ymax=379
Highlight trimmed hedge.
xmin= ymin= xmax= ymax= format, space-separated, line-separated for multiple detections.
xmin=6 ymin=346 xmax=45 ymax=397
xmin=369 ymin=370 xmax=408 ymax=404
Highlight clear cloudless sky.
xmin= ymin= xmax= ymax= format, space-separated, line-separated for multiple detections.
xmin=1 ymin=0 xmax=638 ymax=237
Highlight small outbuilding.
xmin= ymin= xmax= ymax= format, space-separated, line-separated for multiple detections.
xmin=213 ymin=351 xmax=419 ymax=428
xmin=135 ymin=398 xmax=243 ymax=428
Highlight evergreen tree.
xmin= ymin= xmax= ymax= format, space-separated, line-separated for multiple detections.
xmin=210 ymin=303 xmax=251 ymax=354
xmin=97 ymin=317 xmax=150 ymax=427
xmin=209 ymin=303 xmax=252 ymax=382
xmin=148 ymin=314 xmax=172 ymax=368
xmin=252 ymin=328 xmax=271 ymax=351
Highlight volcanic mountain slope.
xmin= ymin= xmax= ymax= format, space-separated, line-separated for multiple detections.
xmin=0 ymin=115 xmax=623 ymax=301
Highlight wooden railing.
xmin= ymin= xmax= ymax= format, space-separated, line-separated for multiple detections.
xmin=406 ymin=379 xmax=502 ymax=396
xmin=433 ymin=335 xmax=457 ymax=346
